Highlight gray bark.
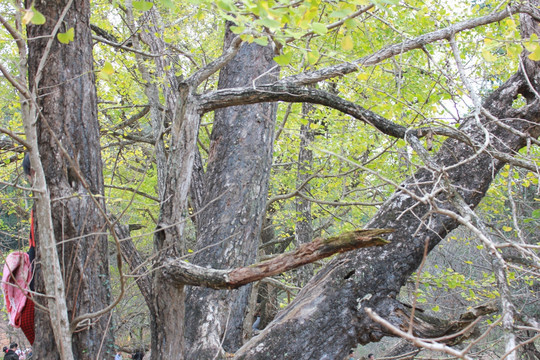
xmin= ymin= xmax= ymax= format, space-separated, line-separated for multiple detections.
xmin=184 ymin=24 xmax=279 ymax=358
xmin=150 ymin=90 xmax=200 ymax=358
xmin=294 ymin=101 xmax=315 ymax=287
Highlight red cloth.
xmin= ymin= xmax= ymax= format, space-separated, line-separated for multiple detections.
xmin=20 ymin=298 xmax=35 ymax=344
xmin=29 ymin=209 xmax=35 ymax=248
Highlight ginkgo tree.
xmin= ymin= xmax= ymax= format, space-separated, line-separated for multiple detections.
xmin=0 ymin=0 xmax=539 ymax=359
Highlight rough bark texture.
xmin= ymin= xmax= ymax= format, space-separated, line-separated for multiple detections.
xmin=294 ymin=101 xmax=315 ymax=287
xmin=26 ymin=0 xmax=113 ymax=357
xmin=150 ymin=90 xmax=200 ymax=359
xmin=235 ymin=29 xmax=540 ymax=360
xmin=183 ymin=24 xmax=279 ymax=358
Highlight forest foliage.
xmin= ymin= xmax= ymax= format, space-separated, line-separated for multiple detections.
xmin=0 ymin=0 xmax=539 ymax=358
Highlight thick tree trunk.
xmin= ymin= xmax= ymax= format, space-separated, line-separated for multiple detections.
xmin=184 ymin=24 xmax=279 ymax=358
xmin=235 ymin=38 xmax=540 ymax=360
xmin=26 ymin=0 xmax=113 ymax=358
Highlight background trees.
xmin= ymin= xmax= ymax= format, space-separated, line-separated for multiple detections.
xmin=0 ymin=0 xmax=539 ymax=359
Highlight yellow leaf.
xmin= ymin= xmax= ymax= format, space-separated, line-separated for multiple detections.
xmin=22 ymin=10 xmax=34 ymax=25
xmin=357 ymin=73 xmax=370 ymax=81
xmin=502 ymin=226 xmax=512 ymax=232
xmin=524 ymin=38 xmax=538 ymax=52
xmin=97 ymin=71 xmax=110 ymax=81
xmin=481 ymin=49 xmax=497 ymax=62
xmin=102 ymin=61 xmax=114 ymax=75
xmin=506 ymin=44 xmax=522 ymax=58
xmin=341 ymin=35 xmax=353 ymax=51
xmin=528 ymin=46 xmax=540 ymax=61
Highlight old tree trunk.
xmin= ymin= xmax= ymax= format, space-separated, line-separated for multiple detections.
xmin=26 ymin=0 xmax=113 ymax=358
xmin=16 ymin=0 xmax=540 ymax=359
xmin=184 ymin=24 xmax=279 ymax=359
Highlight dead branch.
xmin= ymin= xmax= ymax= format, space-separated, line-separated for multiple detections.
xmin=162 ymin=229 xmax=393 ymax=289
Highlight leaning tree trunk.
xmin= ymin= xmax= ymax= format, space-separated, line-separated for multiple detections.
xmin=184 ymin=24 xmax=279 ymax=358
xmin=26 ymin=0 xmax=114 ymax=358
xmin=235 ymin=12 xmax=540 ymax=360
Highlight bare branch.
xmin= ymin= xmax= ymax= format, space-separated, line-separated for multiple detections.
xmin=0 ymin=127 xmax=31 ymax=149
xmin=104 ymin=184 xmax=159 ymax=202
xmin=162 ymin=229 xmax=393 ymax=289
xmin=0 ymin=62 xmax=32 ymax=100
xmin=366 ymin=308 xmax=473 ymax=360
xmin=92 ymin=35 xmax=162 ymax=57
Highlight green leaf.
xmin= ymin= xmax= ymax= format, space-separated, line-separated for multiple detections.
xmin=57 ymin=27 xmax=74 ymax=44
xmin=311 ymin=22 xmax=327 ymax=35
xmin=371 ymin=0 xmax=399 ymax=7
xmin=506 ymin=44 xmax=522 ymax=58
xmin=217 ymin=0 xmax=234 ymax=11
xmin=524 ymin=33 xmax=539 ymax=51
xmin=330 ymin=8 xmax=353 ymax=18
xmin=158 ymin=0 xmax=174 ymax=9
xmin=531 ymin=209 xmax=540 ymax=218
xmin=98 ymin=62 xmax=115 ymax=80
xmin=30 ymin=7 xmax=46 ymax=25
xmin=133 ymin=1 xmax=154 ymax=11
xmin=432 ymin=305 xmax=440 ymax=312
xmin=257 ymin=17 xmax=282 ymax=31
xmin=230 ymin=25 xmax=245 ymax=34
xmin=253 ymin=37 xmax=269 ymax=46
xmin=274 ymin=51 xmax=293 ymax=66
xmin=306 ymin=49 xmax=319 ymax=65
xmin=344 ymin=18 xmax=359 ymax=29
